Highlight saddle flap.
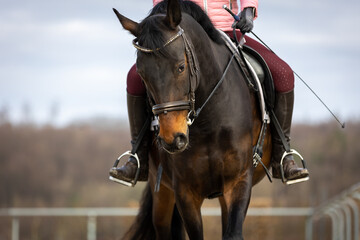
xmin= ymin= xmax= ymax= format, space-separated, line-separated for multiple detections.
xmin=242 ymin=45 xmax=275 ymax=110
xmin=243 ymin=51 xmax=265 ymax=83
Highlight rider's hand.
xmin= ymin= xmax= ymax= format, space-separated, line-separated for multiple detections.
xmin=232 ymin=7 xmax=255 ymax=33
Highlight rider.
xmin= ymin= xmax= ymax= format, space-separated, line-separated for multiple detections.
xmin=110 ymin=0 xmax=309 ymax=184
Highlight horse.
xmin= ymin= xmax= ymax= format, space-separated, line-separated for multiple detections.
xmin=114 ymin=0 xmax=272 ymax=239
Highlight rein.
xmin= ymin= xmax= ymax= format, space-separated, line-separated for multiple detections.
xmin=133 ymin=26 xmax=235 ymax=126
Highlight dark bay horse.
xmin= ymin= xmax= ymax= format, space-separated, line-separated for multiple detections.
xmin=114 ymin=0 xmax=272 ymax=239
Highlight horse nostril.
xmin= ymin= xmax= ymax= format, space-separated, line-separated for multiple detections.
xmin=174 ymin=133 xmax=187 ymax=150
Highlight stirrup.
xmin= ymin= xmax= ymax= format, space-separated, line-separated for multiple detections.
xmin=109 ymin=151 xmax=140 ymax=187
xmin=280 ymin=149 xmax=309 ymax=185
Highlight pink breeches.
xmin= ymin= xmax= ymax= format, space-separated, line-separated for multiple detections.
xmin=242 ymin=35 xmax=294 ymax=93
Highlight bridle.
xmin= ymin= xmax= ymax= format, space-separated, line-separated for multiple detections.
xmin=133 ymin=26 xmax=200 ymax=125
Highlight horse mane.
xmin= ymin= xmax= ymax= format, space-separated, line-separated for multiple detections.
xmin=151 ymin=0 xmax=223 ymax=44
xmin=137 ymin=0 xmax=223 ymax=54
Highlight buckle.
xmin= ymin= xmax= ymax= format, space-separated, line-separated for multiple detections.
xmin=253 ymin=151 xmax=272 ymax=183
xmin=150 ymin=116 xmax=159 ymax=132
xmin=109 ymin=151 xmax=140 ymax=187
xmin=279 ymin=149 xmax=309 ymax=185
xmin=253 ymin=152 xmax=261 ymax=167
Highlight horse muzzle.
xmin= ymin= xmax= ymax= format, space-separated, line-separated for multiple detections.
xmin=157 ymin=110 xmax=189 ymax=154
xmin=158 ymin=132 xmax=189 ymax=154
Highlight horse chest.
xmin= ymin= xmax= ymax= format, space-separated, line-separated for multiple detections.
xmin=164 ymin=139 xmax=242 ymax=194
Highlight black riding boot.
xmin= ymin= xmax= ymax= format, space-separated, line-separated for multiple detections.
xmin=271 ymin=90 xmax=309 ymax=181
xmin=109 ymin=93 xmax=150 ymax=182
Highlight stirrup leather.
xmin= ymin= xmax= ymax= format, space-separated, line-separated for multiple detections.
xmin=280 ymin=149 xmax=309 ymax=185
xmin=109 ymin=151 xmax=140 ymax=187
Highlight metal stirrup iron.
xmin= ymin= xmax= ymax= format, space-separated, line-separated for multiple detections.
xmin=109 ymin=151 xmax=141 ymax=187
xmin=280 ymin=149 xmax=309 ymax=185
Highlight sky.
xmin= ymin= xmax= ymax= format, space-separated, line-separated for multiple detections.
xmin=1 ymin=0 xmax=359 ymax=126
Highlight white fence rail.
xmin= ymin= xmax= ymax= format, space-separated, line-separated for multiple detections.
xmin=2 ymin=184 xmax=360 ymax=240
xmin=0 ymin=207 xmax=313 ymax=240
xmin=309 ymin=182 xmax=360 ymax=240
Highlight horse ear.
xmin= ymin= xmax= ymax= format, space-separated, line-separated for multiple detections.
xmin=113 ymin=8 xmax=139 ymax=37
xmin=164 ymin=0 xmax=182 ymax=29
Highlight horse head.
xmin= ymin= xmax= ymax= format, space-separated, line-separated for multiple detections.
xmin=114 ymin=0 xmax=197 ymax=154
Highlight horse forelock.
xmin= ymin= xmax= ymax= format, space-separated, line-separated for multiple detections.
xmin=148 ymin=0 xmax=224 ymax=45
xmin=136 ymin=0 xmax=226 ymax=57
xmin=137 ymin=15 xmax=169 ymax=56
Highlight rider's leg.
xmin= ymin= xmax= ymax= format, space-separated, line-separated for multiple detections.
xmin=109 ymin=64 xmax=150 ymax=182
xmin=269 ymin=90 xmax=309 ymax=180
xmin=243 ymin=35 xmax=309 ymax=181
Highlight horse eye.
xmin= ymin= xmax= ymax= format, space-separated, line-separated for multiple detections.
xmin=178 ymin=63 xmax=185 ymax=73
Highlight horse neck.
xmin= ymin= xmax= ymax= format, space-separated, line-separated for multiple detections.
xmin=193 ymin=38 xmax=229 ymax=101
xmin=193 ymin=34 xmax=249 ymax=112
